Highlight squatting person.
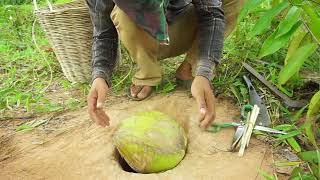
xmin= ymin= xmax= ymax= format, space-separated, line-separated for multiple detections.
xmin=86 ymin=0 xmax=244 ymax=128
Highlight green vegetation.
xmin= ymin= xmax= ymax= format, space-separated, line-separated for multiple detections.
xmin=226 ymin=0 xmax=320 ymax=179
xmin=0 ymin=1 xmax=88 ymax=119
xmin=0 ymin=0 xmax=319 ymax=179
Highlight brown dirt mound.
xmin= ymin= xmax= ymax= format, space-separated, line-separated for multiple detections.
xmin=0 ymin=91 xmax=274 ymax=179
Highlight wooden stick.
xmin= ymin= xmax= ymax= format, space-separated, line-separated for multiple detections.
xmin=238 ymin=105 xmax=260 ymax=157
xmin=238 ymin=111 xmax=251 ymax=156
xmin=246 ymin=105 xmax=260 ymax=147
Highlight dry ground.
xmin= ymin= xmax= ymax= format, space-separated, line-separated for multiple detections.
xmin=0 ymin=91 xmax=276 ymax=180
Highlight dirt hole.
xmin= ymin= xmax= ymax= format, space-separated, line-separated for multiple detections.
xmin=113 ymin=147 xmax=189 ymax=174
xmin=114 ymin=148 xmax=137 ymax=173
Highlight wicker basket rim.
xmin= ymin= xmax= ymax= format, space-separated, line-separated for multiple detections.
xmin=35 ymin=0 xmax=87 ymax=13
xmin=35 ymin=6 xmax=88 ymax=15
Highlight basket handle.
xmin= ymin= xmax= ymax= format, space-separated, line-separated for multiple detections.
xmin=33 ymin=0 xmax=53 ymax=11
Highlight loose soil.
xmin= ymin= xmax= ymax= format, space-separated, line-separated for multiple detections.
xmin=0 ymin=91 xmax=275 ymax=179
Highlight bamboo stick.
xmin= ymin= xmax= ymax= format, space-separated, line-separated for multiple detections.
xmin=238 ymin=105 xmax=260 ymax=157
xmin=238 ymin=112 xmax=250 ymax=156
xmin=246 ymin=105 xmax=260 ymax=147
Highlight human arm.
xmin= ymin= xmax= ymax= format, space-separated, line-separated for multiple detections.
xmin=86 ymin=0 xmax=118 ymax=86
xmin=193 ymin=0 xmax=224 ymax=80
xmin=191 ymin=0 xmax=225 ymax=129
xmin=86 ymin=0 xmax=118 ymax=126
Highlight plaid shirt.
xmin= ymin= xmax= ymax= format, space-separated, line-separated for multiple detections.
xmin=114 ymin=0 xmax=170 ymax=44
xmin=87 ymin=0 xmax=224 ymax=86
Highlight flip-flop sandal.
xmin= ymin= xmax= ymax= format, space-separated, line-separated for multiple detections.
xmin=176 ymin=78 xmax=193 ymax=89
xmin=127 ymin=85 xmax=154 ymax=101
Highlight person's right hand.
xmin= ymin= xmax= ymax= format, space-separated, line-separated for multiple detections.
xmin=87 ymin=78 xmax=110 ymax=127
xmin=191 ymin=76 xmax=216 ymax=130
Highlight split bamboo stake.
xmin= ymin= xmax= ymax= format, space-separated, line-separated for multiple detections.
xmin=246 ymin=105 xmax=260 ymax=147
xmin=237 ymin=112 xmax=250 ymax=155
xmin=238 ymin=105 xmax=260 ymax=157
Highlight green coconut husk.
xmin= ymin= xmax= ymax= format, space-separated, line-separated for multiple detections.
xmin=113 ymin=111 xmax=187 ymax=173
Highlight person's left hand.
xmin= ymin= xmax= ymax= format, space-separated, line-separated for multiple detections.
xmin=191 ymin=76 xmax=216 ymax=130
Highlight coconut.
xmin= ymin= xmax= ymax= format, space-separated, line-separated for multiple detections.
xmin=113 ymin=111 xmax=187 ymax=173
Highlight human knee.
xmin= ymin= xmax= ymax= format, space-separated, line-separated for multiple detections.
xmin=223 ymin=0 xmax=245 ymax=36
xmin=111 ymin=7 xmax=145 ymax=44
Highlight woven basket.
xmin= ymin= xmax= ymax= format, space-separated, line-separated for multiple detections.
xmin=34 ymin=0 xmax=93 ymax=82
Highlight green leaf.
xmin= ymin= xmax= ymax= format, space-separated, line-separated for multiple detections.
xmin=289 ymin=167 xmax=317 ymax=180
xmin=277 ymin=84 xmax=293 ymax=97
xmin=299 ymin=150 xmax=320 ymax=179
xmin=272 ymin=0 xmax=281 ymax=7
xmin=274 ymin=124 xmax=295 ymax=131
xmin=298 ymin=150 xmax=320 ymax=164
xmin=301 ymin=2 xmax=320 ymax=42
xmin=237 ymin=0 xmax=264 ymax=23
xmin=35 ymin=103 xmax=64 ymax=113
xmin=275 ymin=161 xmax=303 ymax=167
xmin=16 ymin=124 xmax=33 ymax=131
xmin=290 ymin=167 xmax=304 ymax=180
xmin=156 ymin=81 xmax=176 ymax=95
xmin=0 ymin=88 xmax=13 ymax=97
xmin=250 ymin=1 xmax=289 ymax=37
xmin=301 ymin=173 xmax=318 ymax=180
xmin=230 ymin=86 xmax=242 ymax=105
xmin=276 ymin=6 xmax=302 ymax=38
xmin=259 ymin=170 xmax=277 ymax=180
xmin=276 ymin=130 xmax=301 ymax=140
xmin=15 ymin=119 xmax=48 ymax=132
xmin=258 ymin=21 xmax=302 ymax=58
xmin=286 ymin=137 xmax=301 ymax=152
xmin=278 ymin=43 xmax=317 ymax=85
xmin=306 ymin=90 xmax=320 ymax=148
xmin=291 ymin=104 xmax=308 ymax=123
xmin=25 ymin=94 xmax=31 ymax=112
xmin=285 ymin=28 xmax=308 ymax=64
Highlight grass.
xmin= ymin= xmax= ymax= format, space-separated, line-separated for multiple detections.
xmin=1 ymin=1 xmax=319 ymax=119
xmin=0 ymin=3 xmax=88 ymax=118
xmin=0 ymin=1 xmax=182 ymax=118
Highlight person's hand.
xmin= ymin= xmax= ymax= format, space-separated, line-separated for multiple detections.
xmin=191 ymin=76 xmax=216 ymax=129
xmin=87 ymin=78 xmax=110 ymax=127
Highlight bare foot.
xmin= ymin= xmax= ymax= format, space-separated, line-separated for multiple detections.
xmin=129 ymin=84 xmax=153 ymax=100
xmin=176 ymin=61 xmax=193 ymax=80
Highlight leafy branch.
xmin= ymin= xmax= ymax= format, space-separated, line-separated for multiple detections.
xmin=240 ymin=0 xmax=320 ymax=178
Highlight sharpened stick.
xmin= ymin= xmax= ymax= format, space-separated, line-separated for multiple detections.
xmin=246 ymin=105 xmax=260 ymax=147
xmin=238 ymin=111 xmax=251 ymax=156
xmin=238 ymin=105 xmax=260 ymax=157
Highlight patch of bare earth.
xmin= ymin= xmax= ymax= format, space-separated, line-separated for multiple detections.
xmin=0 ymin=91 xmax=276 ymax=179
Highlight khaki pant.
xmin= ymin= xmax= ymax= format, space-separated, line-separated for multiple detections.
xmin=111 ymin=0 xmax=244 ymax=86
